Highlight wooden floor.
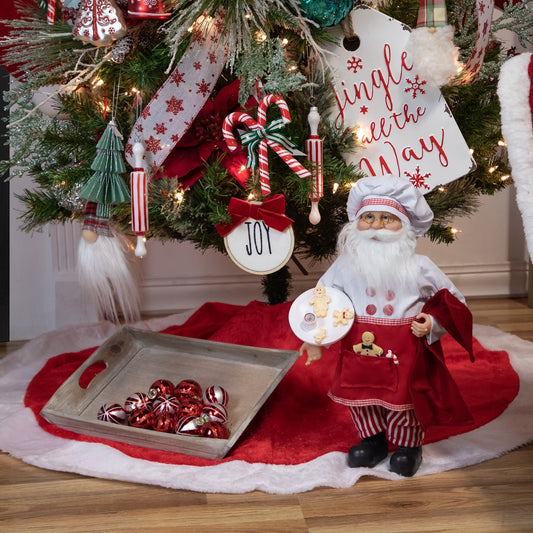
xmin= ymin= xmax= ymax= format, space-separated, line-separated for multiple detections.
xmin=1 ymin=297 xmax=532 ymax=532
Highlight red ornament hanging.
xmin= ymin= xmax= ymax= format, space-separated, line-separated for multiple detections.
xmin=130 ymin=141 xmax=149 ymax=257
xmin=127 ymin=0 xmax=174 ymax=20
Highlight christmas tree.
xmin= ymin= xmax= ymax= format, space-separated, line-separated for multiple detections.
xmin=1 ymin=0 xmax=532 ymax=305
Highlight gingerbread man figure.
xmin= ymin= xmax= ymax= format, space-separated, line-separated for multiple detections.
xmin=309 ymin=285 xmax=331 ymax=318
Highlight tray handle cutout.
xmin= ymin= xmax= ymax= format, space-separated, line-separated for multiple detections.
xmin=78 ymin=360 xmax=108 ymax=389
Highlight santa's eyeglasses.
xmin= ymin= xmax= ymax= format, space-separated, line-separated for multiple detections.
xmin=358 ymin=212 xmax=401 ymax=227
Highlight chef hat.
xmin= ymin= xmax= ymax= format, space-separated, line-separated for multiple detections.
xmin=347 ymin=176 xmax=434 ymax=237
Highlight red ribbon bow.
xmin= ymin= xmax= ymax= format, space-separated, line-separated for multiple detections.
xmin=215 ymin=195 xmax=294 ymax=237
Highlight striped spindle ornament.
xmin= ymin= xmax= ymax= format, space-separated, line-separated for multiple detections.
xmin=130 ymin=141 xmax=148 ymax=257
xmin=305 ymin=106 xmax=323 ymax=225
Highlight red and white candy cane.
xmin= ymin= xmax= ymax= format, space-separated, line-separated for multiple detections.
xmin=47 ymin=0 xmax=56 ymax=24
xmin=130 ymin=141 xmax=149 ymax=257
xmin=306 ymin=106 xmax=323 ymax=225
xmin=222 ymin=95 xmax=311 ymax=196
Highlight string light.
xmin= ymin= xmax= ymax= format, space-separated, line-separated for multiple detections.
xmin=500 ymin=175 xmax=510 ymax=181
xmin=488 ymin=166 xmax=498 ymax=173
xmin=451 ymin=227 xmax=462 ymax=235
xmin=498 ymin=140 xmax=507 ymax=147
xmin=438 ymin=186 xmax=445 ymax=192
xmin=332 ymin=183 xmax=339 ymax=194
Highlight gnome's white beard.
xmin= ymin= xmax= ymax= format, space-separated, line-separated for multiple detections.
xmin=337 ymin=222 xmax=418 ymax=293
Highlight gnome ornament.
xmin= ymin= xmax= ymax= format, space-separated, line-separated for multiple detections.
xmin=406 ymin=0 xmax=461 ymax=87
xmin=77 ymin=118 xmax=140 ymax=323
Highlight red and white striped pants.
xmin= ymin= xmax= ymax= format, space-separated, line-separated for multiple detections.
xmin=349 ymin=405 xmax=425 ymax=447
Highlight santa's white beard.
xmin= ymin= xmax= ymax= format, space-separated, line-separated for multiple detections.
xmin=337 ymin=222 xmax=419 ymax=292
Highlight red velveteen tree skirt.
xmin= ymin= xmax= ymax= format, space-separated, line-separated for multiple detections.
xmin=24 ymin=301 xmax=519 ymax=467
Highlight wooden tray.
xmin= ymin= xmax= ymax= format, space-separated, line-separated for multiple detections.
xmin=41 ymin=327 xmax=299 ymax=460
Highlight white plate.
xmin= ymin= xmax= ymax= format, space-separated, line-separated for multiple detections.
xmin=288 ymin=286 xmax=355 ymax=346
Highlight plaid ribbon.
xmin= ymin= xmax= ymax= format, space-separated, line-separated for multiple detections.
xmin=416 ymin=0 xmax=448 ymax=27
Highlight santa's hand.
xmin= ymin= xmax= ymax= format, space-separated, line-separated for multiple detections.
xmin=299 ymin=342 xmax=323 ymax=365
xmin=411 ymin=313 xmax=432 ymax=338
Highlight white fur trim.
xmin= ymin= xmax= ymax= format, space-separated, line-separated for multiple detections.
xmin=407 ymin=26 xmax=461 ymax=87
xmin=497 ymin=53 xmax=533 ymax=262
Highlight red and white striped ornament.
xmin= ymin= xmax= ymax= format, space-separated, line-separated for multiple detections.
xmin=152 ymin=394 xmax=181 ymax=416
xmin=176 ymin=415 xmax=205 ymax=435
xmin=203 ymin=385 xmax=228 ymax=406
xmin=124 ymin=391 xmax=151 ymax=413
xmin=305 ymin=106 xmax=323 ymax=224
xmin=203 ymin=402 xmax=228 ymax=424
xmin=97 ymin=403 xmax=126 ymax=424
xmin=130 ymin=141 xmax=149 ymax=257
xmin=222 ymin=94 xmax=311 ymax=196
xmin=47 ymin=0 xmax=56 ymax=24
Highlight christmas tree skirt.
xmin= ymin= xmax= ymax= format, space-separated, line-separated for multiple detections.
xmin=1 ymin=301 xmax=532 ymax=494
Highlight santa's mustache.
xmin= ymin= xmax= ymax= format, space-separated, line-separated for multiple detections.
xmin=357 ymin=228 xmax=404 ymax=243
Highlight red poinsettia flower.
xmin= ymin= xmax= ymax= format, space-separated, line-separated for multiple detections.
xmin=158 ymin=79 xmax=255 ymax=189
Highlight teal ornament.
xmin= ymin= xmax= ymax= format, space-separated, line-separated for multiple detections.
xmin=300 ymin=0 xmax=354 ymax=27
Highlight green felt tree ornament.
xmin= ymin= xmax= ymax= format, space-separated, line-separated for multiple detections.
xmin=78 ymin=118 xmax=131 ymax=218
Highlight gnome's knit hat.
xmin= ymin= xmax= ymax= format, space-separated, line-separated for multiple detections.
xmin=347 ymin=176 xmax=434 ymax=237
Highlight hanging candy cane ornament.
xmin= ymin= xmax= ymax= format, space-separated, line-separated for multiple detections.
xmin=130 ymin=141 xmax=149 ymax=257
xmin=222 ymin=94 xmax=311 ymax=196
xmin=306 ymin=106 xmax=323 ymax=225
xmin=47 ymin=0 xmax=56 ymax=24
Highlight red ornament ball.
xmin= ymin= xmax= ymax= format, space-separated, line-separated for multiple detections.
xmin=174 ymin=379 xmax=202 ymax=400
xmin=124 ymin=392 xmax=151 ymax=413
xmin=152 ymin=394 xmax=181 ymax=416
xmin=201 ymin=421 xmax=229 ymax=439
xmin=176 ymin=415 xmax=204 ymax=435
xmin=148 ymin=379 xmax=174 ymax=399
xmin=128 ymin=407 xmax=155 ymax=429
xmin=179 ymin=396 xmax=204 ymax=418
xmin=203 ymin=402 xmax=228 ymax=423
xmin=97 ymin=403 xmax=126 ymax=424
xmin=152 ymin=411 xmax=178 ymax=433
xmin=203 ymin=385 xmax=229 ymax=406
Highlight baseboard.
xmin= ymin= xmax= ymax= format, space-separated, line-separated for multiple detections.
xmin=138 ymin=260 xmax=529 ymax=314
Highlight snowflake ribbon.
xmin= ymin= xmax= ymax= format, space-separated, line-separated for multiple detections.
xmin=458 ymin=0 xmax=495 ymax=83
xmin=222 ymin=94 xmax=311 ymax=196
xmin=125 ymin=13 xmax=227 ymax=175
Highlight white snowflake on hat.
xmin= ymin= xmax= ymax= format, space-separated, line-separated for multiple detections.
xmin=498 ymin=53 xmax=533 ymax=262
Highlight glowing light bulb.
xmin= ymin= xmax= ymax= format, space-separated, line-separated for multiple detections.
xmin=332 ymin=183 xmax=339 ymax=194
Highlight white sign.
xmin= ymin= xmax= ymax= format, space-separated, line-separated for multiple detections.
xmin=224 ymin=219 xmax=295 ymax=275
xmin=326 ymin=6 xmax=476 ymax=192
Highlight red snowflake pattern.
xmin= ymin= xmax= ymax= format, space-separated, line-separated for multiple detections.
xmin=154 ymin=122 xmax=167 ymax=134
xmin=193 ymin=61 xmax=202 ymax=70
xmin=196 ymin=79 xmax=211 ymax=97
xmin=404 ymin=75 xmax=426 ymax=99
xmin=360 ymin=105 xmax=368 ymax=115
xmin=165 ymin=96 xmax=184 ymax=115
xmin=170 ymin=70 xmax=185 ymax=87
xmin=404 ymin=166 xmax=431 ymax=190
xmin=145 ymin=135 xmax=162 ymax=154
xmin=125 ymin=143 xmax=133 ymax=157
xmin=140 ymin=106 xmax=151 ymax=120
xmin=347 ymin=56 xmax=363 ymax=74
xmin=208 ymin=52 xmax=217 ymax=64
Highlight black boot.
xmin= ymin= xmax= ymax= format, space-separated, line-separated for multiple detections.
xmin=347 ymin=431 xmax=389 ymax=468
xmin=389 ymin=446 xmax=423 ymax=477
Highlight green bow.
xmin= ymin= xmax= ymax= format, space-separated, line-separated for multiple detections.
xmin=240 ymin=118 xmax=298 ymax=169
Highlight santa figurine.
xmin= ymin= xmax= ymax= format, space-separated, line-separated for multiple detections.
xmin=299 ymin=176 xmax=474 ymax=477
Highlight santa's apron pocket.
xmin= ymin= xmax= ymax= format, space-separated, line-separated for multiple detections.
xmin=339 ymin=351 xmax=399 ymax=392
